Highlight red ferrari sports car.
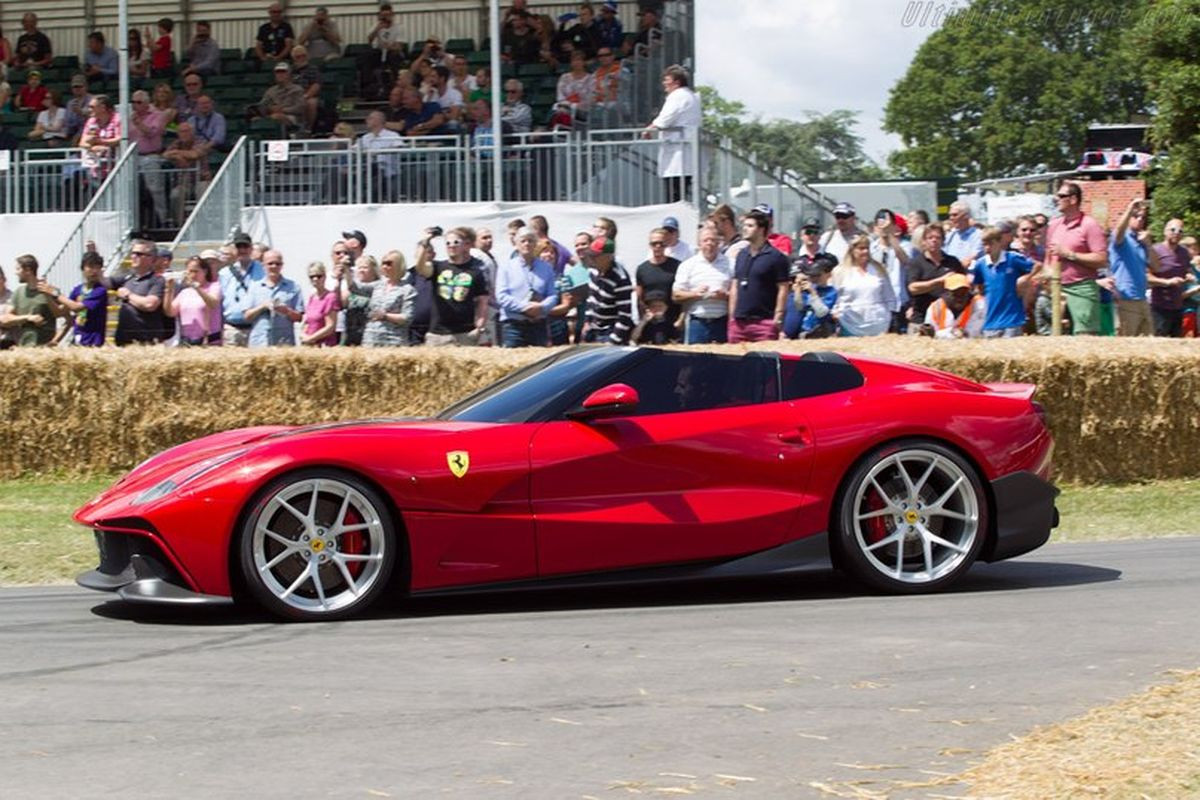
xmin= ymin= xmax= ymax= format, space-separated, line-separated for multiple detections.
xmin=75 ymin=346 xmax=1057 ymax=621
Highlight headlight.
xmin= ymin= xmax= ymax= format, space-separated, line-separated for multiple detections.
xmin=132 ymin=449 xmax=248 ymax=506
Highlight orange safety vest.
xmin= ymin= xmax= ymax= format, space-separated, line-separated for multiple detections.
xmin=931 ymin=298 xmax=975 ymax=331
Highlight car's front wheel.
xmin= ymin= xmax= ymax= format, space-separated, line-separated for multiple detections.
xmin=836 ymin=441 xmax=987 ymax=593
xmin=238 ymin=470 xmax=397 ymax=621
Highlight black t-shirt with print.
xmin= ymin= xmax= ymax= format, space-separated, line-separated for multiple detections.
xmin=430 ymin=258 xmax=488 ymax=334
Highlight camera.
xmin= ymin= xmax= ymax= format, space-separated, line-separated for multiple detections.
xmin=429 ymin=226 xmax=444 ymax=238
xmin=790 ymin=253 xmax=838 ymax=278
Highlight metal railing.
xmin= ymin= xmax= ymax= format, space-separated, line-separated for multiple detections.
xmin=702 ymin=134 xmax=842 ymax=231
xmin=241 ymin=127 xmax=699 ymax=208
xmin=41 ymin=144 xmax=140 ymax=291
xmin=0 ymin=148 xmax=116 ymax=215
xmin=170 ymin=136 xmax=250 ymax=259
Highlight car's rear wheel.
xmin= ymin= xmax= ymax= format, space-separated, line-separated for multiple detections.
xmin=836 ymin=441 xmax=987 ymax=593
xmin=238 ymin=470 xmax=396 ymax=621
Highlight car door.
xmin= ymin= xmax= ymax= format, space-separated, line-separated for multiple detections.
xmin=528 ymin=351 xmax=815 ymax=577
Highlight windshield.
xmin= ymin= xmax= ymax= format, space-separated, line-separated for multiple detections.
xmin=436 ymin=347 xmax=633 ymax=423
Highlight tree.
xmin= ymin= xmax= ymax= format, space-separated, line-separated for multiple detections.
xmin=1133 ymin=0 xmax=1200 ymax=232
xmin=884 ymin=0 xmax=1151 ymax=180
xmin=697 ymin=86 xmax=887 ymax=182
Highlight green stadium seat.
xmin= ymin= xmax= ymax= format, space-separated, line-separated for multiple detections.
xmin=52 ymin=56 xmax=80 ymax=70
xmin=324 ymin=57 xmax=357 ymax=73
xmin=207 ymin=75 xmax=236 ymax=88
xmin=220 ymin=48 xmax=242 ymax=61
xmin=344 ymin=43 xmax=371 ymax=57
xmin=222 ymin=61 xmax=248 ymax=75
xmin=517 ymin=63 xmax=552 ymax=77
xmin=446 ymin=38 xmax=474 ymax=54
xmin=1 ymin=111 xmax=31 ymax=125
xmin=467 ymin=50 xmax=491 ymax=67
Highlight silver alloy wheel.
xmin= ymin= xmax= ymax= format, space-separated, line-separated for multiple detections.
xmin=251 ymin=477 xmax=388 ymax=615
xmin=850 ymin=449 xmax=980 ymax=584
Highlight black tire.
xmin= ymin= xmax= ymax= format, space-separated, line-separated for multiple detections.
xmin=835 ymin=439 xmax=988 ymax=593
xmin=238 ymin=469 xmax=397 ymax=621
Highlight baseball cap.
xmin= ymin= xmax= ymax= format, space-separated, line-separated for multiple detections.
xmin=232 ymin=232 xmax=253 ymax=246
xmin=833 ymin=202 xmax=856 ymax=216
xmin=644 ymin=289 xmax=668 ymax=304
xmin=589 ymin=236 xmax=615 ymax=255
xmin=157 ymin=247 xmax=173 ymax=259
xmin=199 ymin=248 xmax=223 ymax=260
xmin=70 ymin=74 xmax=87 ymax=88
xmin=342 ymin=229 xmax=367 ymax=248
xmin=753 ymin=203 xmax=774 ymax=218
xmin=603 ymin=0 xmax=618 ymax=10
xmin=661 ymin=215 xmax=679 ymax=231
xmin=273 ymin=62 xmax=291 ymax=73
xmin=29 ymin=69 xmax=42 ymax=79
xmin=893 ymin=215 xmax=909 ymax=236
xmin=558 ymin=11 xmax=579 ymax=23
xmin=943 ymin=273 xmax=971 ymax=292
xmin=800 ymin=216 xmax=821 ymax=232
xmin=996 ymin=219 xmax=1016 ymax=235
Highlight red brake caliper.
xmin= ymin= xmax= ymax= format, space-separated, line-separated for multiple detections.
xmin=864 ymin=491 xmax=890 ymax=545
xmin=341 ymin=508 xmax=365 ymax=579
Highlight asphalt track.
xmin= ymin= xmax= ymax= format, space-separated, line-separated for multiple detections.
xmin=2 ymin=537 xmax=1198 ymax=799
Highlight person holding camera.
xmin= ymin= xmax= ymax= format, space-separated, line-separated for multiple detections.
xmin=412 ymin=227 xmax=490 ymax=346
xmin=163 ymin=253 xmax=222 ymax=346
xmin=297 ymin=6 xmax=341 ymax=61
xmin=782 ymin=253 xmax=839 ymax=340
xmin=362 ymin=251 xmax=415 ymax=347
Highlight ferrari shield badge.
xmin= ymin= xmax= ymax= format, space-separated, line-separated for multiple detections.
xmin=447 ymin=450 xmax=470 ymax=478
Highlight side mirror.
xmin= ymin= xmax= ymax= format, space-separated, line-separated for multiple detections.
xmin=566 ymin=383 xmax=639 ymax=422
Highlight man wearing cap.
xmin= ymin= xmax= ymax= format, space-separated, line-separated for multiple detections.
xmin=793 ymin=217 xmax=830 ymax=271
xmin=496 ymin=227 xmax=557 ymax=347
xmin=645 ymin=65 xmax=701 ymax=203
xmin=584 ymin=236 xmax=634 ymax=344
xmin=219 ymin=232 xmax=265 ymax=347
xmin=658 ymin=216 xmax=693 ymax=262
xmin=342 ymin=229 xmax=368 ymax=263
xmin=923 ymin=273 xmax=985 ymax=339
xmin=251 ymin=62 xmax=307 ymax=130
xmin=820 ymin=202 xmax=858 ymax=265
xmin=672 ymin=226 xmax=731 ymax=344
xmin=14 ymin=13 xmax=53 ymax=70
xmin=595 ymin=0 xmax=625 ymax=51
xmin=753 ymin=204 xmax=793 ymax=256
xmin=728 ymin=208 xmax=790 ymax=343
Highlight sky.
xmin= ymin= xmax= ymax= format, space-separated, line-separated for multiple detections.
xmin=694 ymin=0 xmax=939 ymax=169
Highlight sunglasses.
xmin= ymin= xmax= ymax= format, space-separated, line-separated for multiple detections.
xmin=1055 ymin=193 xmax=1075 ymax=199
xmin=649 ymin=241 xmax=666 ymax=246
xmin=132 ymin=251 xmax=154 ymax=256
xmin=264 ymin=260 xmax=283 ymax=265
xmin=834 ymin=213 xmax=851 ymax=220
xmin=309 ymin=273 xmax=325 ymax=278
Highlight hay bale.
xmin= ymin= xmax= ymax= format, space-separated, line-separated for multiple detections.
xmin=1 ymin=340 xmax=1198 ymax=483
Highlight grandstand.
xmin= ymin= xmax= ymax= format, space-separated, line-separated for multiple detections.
xmin=1 ymin=1 xmax=837 ymax=299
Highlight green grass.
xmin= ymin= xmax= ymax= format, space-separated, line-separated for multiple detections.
xmin=1 ymin=476 xmax=1197 ymax=586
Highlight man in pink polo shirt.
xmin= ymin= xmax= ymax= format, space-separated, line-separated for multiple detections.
xmin=1046 ymin=180 xmax=1108 ymax=334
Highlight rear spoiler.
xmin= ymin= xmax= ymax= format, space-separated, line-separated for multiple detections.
xmin=983 ymin=382 xmax=1037 ymax=401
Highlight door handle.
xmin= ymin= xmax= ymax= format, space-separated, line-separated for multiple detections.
xmin=777 ymin=427 xmax=810 ymax=446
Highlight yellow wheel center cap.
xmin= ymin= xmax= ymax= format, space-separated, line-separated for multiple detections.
xmin=904 ymin=510 xmax=919 ymax=524
xmin=311 ymin=539 xmax=325 ymax=553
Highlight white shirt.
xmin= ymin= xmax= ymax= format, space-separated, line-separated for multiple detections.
xmin=665 ymin=239 xmax=694 ymax=262
xmin=820 ymin=228 xmax=854 ymax=266
xmin=869 ymin=236 xmax=912 ymax=311
xmin=436 ymin=86 xmax=464 ymax=111
xmin=357 ymin=128 xmax=402 ymax=176
xmin=649 ymin=86 xmax=701 ymax=178
xmin=672 ymin=251 xmax=732 ymax=319
xmin=832 ymin=264 xmax=896 ymax=337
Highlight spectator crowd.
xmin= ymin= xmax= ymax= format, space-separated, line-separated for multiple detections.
xmin=5 ymin=182 xmax=1196 ymax=351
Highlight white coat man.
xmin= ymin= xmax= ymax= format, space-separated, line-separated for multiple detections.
xmin=643 ymin=64 xmax=700 ymax=203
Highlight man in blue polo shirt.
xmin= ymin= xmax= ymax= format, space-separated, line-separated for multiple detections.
xmin=219 ymin=232 xmax=265 ymax=346
xmin=972 ymin=225 xmax=1038 ymax=337
xmin=727 ymin=208 xmax=790 ymax=343
xmin=1108 ymin=198 xmax=1158 ymax=336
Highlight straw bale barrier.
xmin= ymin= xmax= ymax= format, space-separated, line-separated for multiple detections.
xmin=1 ymin=339 xmax=1198 ymax=483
